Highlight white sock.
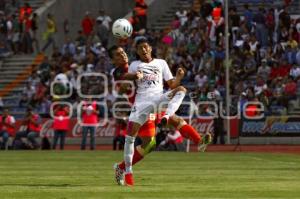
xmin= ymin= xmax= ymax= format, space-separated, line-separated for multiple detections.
xmin=166 ymin=91 xmax=185 ymax=116
xmin=124 ymin=135 xmax=135 ymax=174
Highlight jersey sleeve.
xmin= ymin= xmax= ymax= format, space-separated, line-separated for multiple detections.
xmin=162 ymin=60 xmax=174 ymax=81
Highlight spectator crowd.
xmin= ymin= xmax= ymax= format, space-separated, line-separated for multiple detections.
xmin=0 ymin=1 xmax=41 ymax=57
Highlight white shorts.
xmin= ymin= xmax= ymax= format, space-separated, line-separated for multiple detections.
xmin=129 ymin=91 xmax=172 ymax=125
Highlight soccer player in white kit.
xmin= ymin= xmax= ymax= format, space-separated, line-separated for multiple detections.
xmin=122 ymin=38 xmax=188 ymax=186
xmin=109 ymin=45 xmax=211 ymax=186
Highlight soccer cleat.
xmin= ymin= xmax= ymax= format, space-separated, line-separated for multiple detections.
xmin=125 ymin=173 xmax=134 ymax=186
xmin=203 ymin=133 xmax=212 ymax=144
xmin=113 ymin=163 xmax=124 ymax=185
xmin=198 ymin=133 xmax=212 ymax=152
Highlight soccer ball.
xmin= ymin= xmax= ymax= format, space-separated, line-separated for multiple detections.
xmin=112 ymin=18 xmax=133 ymax=38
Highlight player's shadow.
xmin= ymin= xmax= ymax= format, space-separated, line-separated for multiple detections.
xmin=0 ymin=184 xmax=84 ymax=187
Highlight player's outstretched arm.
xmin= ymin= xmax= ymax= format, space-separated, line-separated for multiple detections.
xmin=123 ymin=71 xmax=143 ymax=81
xmin=166 ymin=67 xmax=185 ymax=89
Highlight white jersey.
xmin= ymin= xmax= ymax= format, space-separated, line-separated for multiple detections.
xmin=128 ymin=59 xmax=174 ymax=95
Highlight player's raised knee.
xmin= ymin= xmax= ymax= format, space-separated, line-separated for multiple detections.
xmin=177 ymin=86 xmax=187 ymax=93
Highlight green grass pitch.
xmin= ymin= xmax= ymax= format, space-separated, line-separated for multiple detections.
xmin=0 ymin=151 xmax=300 ymax=199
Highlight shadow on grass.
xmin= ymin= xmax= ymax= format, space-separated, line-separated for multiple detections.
xmin=0 ymin=184 xmax=84 ymax=187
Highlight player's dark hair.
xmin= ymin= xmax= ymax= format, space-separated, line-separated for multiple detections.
xmin=135 ymin=38 xmax=156 ymax=60
xmin=136 ymin=37 xmax=149 ymax=47
xmin=108 ymin=45 xmax=119 ymax=59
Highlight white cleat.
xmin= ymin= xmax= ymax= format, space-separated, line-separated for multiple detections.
xmin=198 ymin=143 xmax=208 ymax=152
xmin=198 ymin=133 xmax=212 ymax=152
xmin=113 ymin=163 xmax=124 ymax=185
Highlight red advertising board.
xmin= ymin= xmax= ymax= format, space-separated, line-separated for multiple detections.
xmin=12 ymin=118 xmax=239 ymax=138
xmin=190 ymin=118 xmax=239 ymax=138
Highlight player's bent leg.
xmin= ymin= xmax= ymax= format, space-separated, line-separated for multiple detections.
xmin=167 ymin=86 xmax=187 ymax=99
xmin=168 ymin=115 xmax=212 ymax=151
xmin=139 ymin=136 xmax=156 ymax=155
xmin=160 ymin=86 xmax=187 ymax=126
xmin=168 ymin=115 xmax=201 ymax=144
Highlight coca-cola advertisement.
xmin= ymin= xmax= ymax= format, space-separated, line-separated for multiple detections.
xmin=12 ymin=118 xmax=239 ymax=138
